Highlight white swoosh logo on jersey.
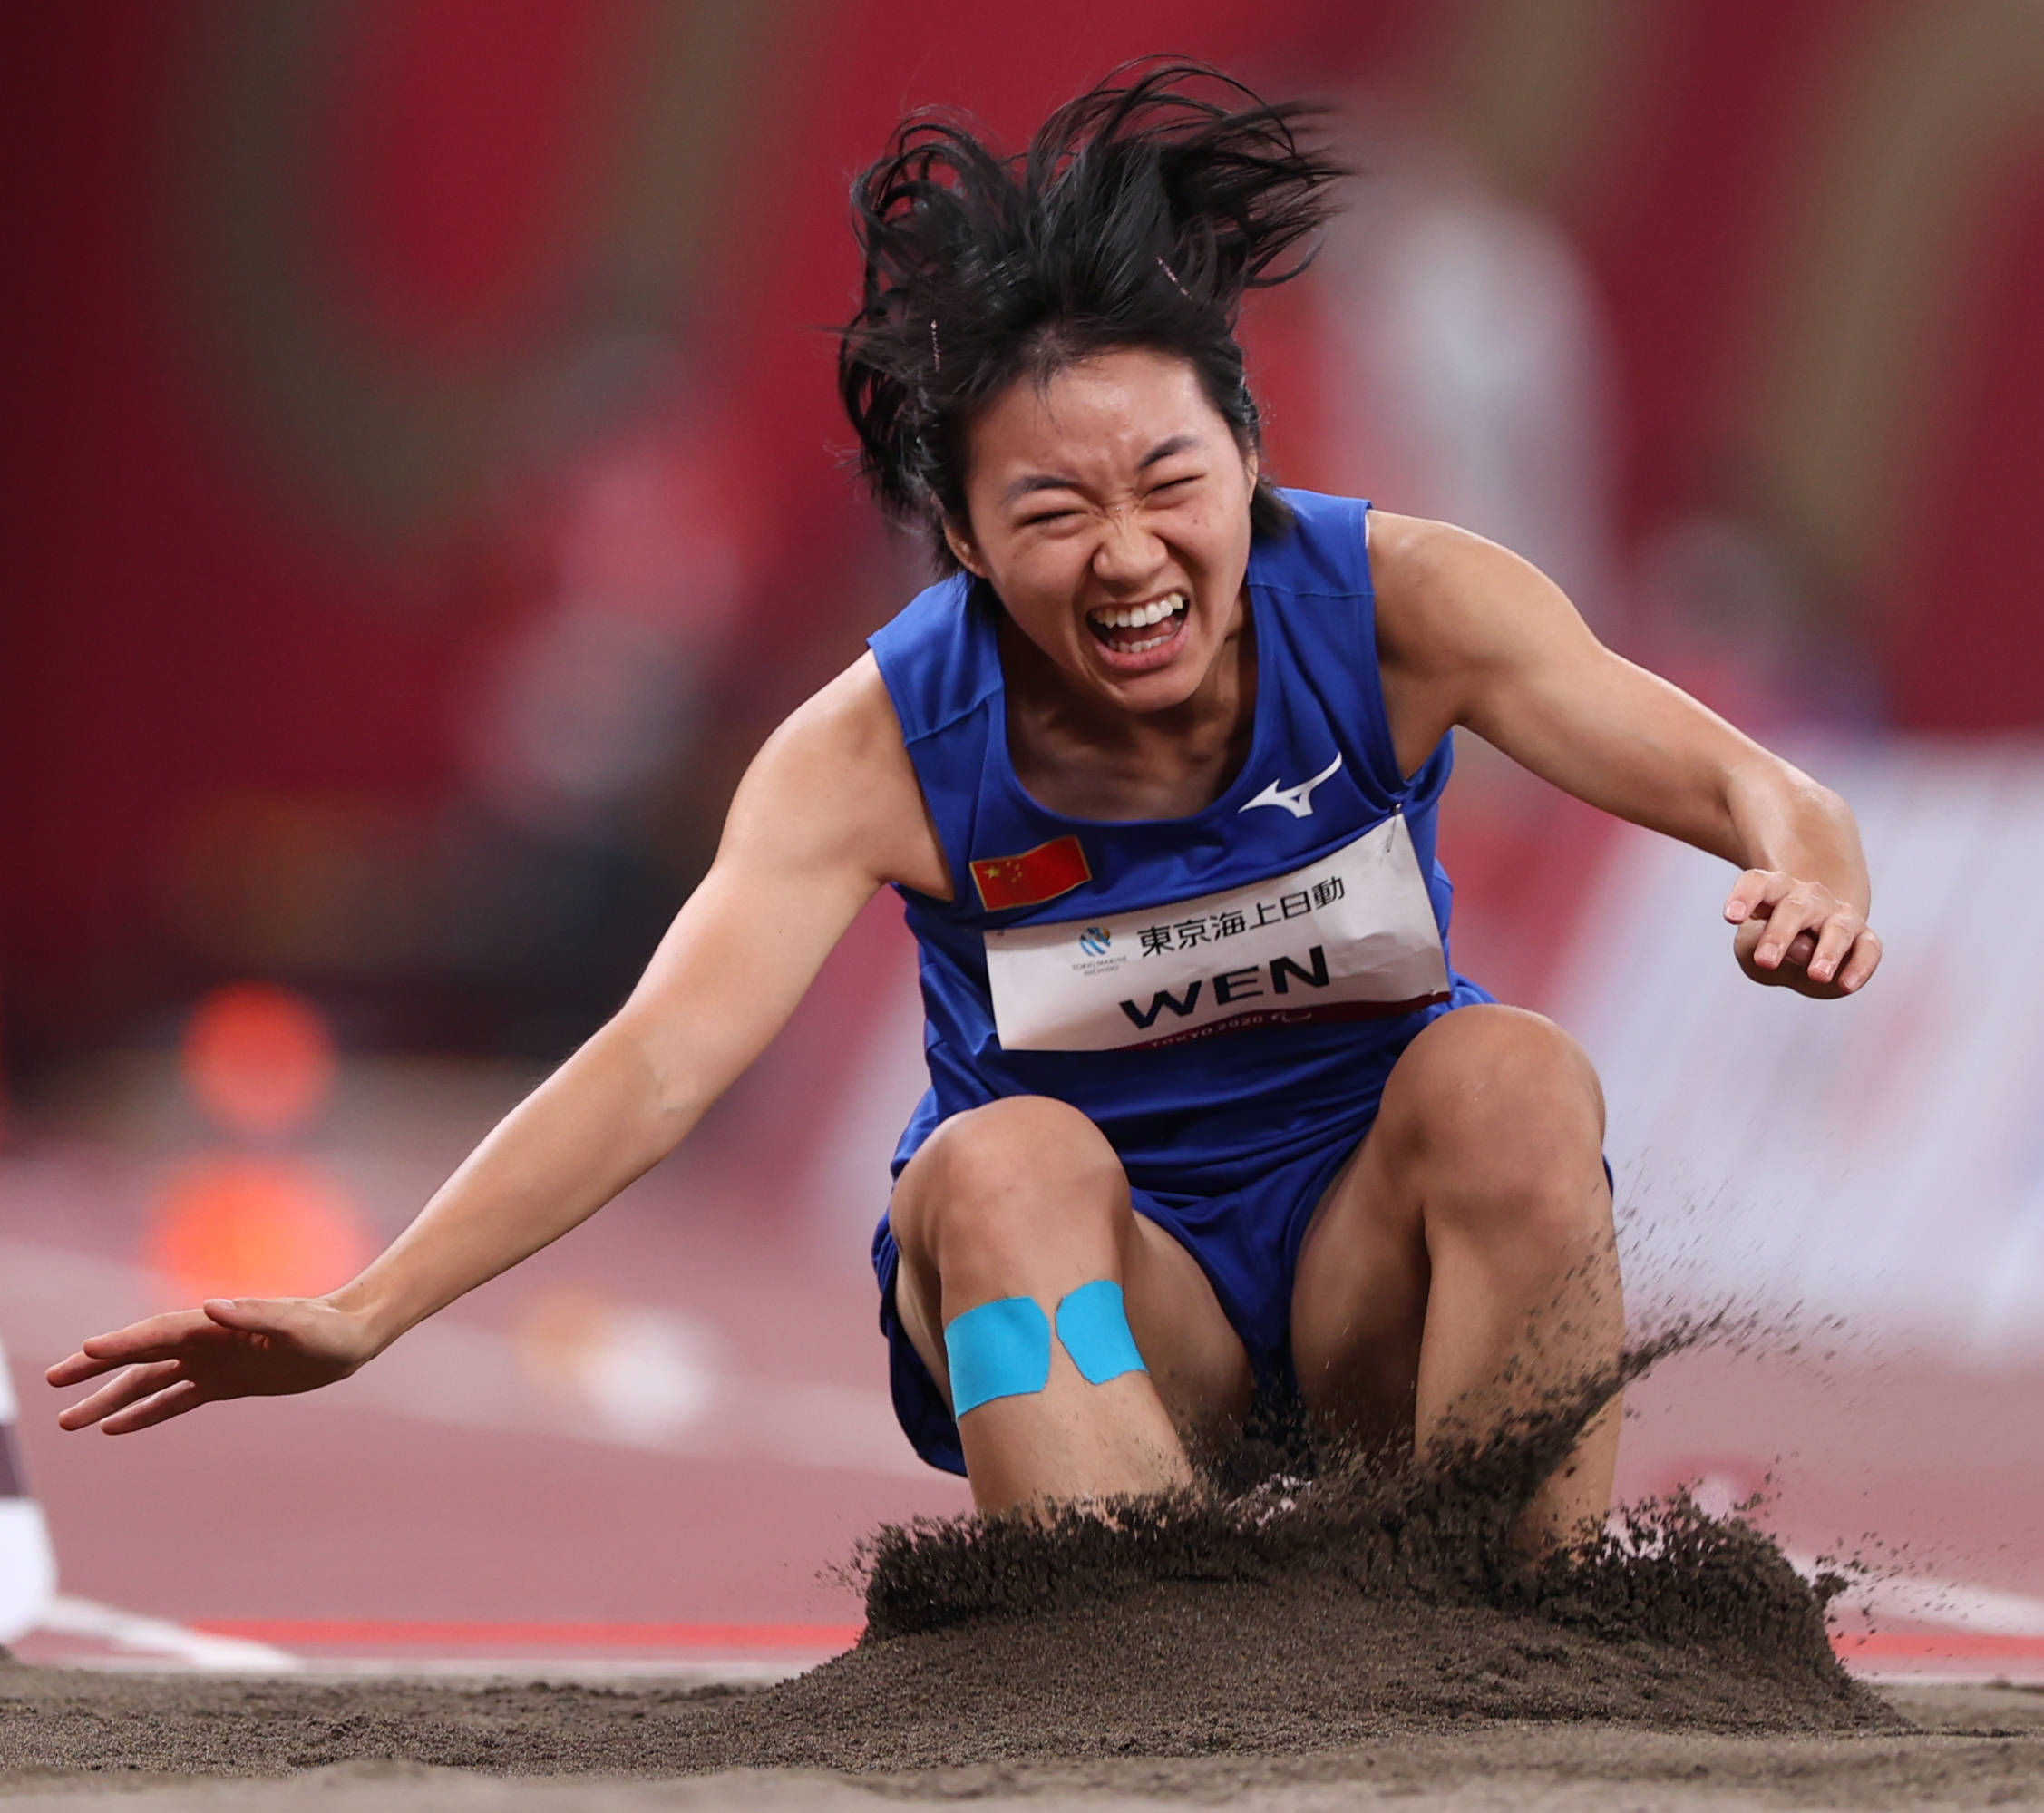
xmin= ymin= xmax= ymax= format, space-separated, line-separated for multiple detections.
xmin=1239 ymin=751 xmax=1344 ymax=819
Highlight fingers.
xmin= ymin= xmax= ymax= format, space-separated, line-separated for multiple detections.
xmin=49 ymin=1340 xmax=170 ymax=1389
xmin=54 ymin=1311 xmax=249 ymax=1385
xmin=1805 ymin=914 xmax=1858 ymax=987
xmin=47 ymin=1310 xmax=238 ymax=1389
xmin=1723 ymin=869 xmax=1778 ymax=925
xmin=99 ymin=1378 xmax=205 ymax=1436
xmin=1748 ymin=887 xmax=1827 ymax=970
xmin=1728 ymin=872 xmax=1881 ymax=997
xmin=1736 ymin=887 xmax=1842 ymax=971
xmin=1726 ymin=871 xmax=1821 ymax=971
xmin=56 ymin=1360 xmax=182 ymax=1432
xmin=1734 ymin=907 xmax=1802 ymax=976
xmin=1835 ymin=926 xmax=1883 ymax=993
xmin=46 ymin=1349 xmax=120 ymax=1389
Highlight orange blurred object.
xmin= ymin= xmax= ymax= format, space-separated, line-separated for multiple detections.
xmin=147 ymin=1156 xmax=369 ymax=1301
xmin=180 ymin=983 xmax=337 ymax=1137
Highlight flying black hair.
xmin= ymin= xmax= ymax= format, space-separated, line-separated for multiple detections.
xmin=838 ymin=59 xmax=1348 ymax=571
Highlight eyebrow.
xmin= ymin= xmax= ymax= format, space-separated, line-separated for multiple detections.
xmin=1001 ymin=434 xmax=1202 ymax=505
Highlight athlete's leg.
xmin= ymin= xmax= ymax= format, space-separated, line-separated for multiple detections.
xmin=1290 ymin=1005 xmax=1621 ymax=1546
xmin=890 ymin=1096 xmax=1253 ymax=1513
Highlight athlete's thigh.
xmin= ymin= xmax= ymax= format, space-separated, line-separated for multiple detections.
xmin=1289 ymin=1003 xmax=1608 ymax=1438
xmin=1120 ymin=1211 xmax=1257 ymax=1440
xmin=1287 ymin=1115 xmax=1429 ymax=1446
xmin=890 ymin=1121 xmax=1252 ymax=1441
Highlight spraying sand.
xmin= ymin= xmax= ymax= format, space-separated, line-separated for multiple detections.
xmin=3 ymin=1348 xmax=2039 ymax=1806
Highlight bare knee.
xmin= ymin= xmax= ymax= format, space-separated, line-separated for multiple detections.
xmin=1383 ymin=1007 xmax=1609 ymax=1248
xmin=891 ymin=1096 xmax=1125 ymax=1277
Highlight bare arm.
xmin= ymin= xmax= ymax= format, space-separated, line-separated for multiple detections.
xmin=1369 ymin=512 xmax=1880 ymax=998
xmin=50 ymin=655 xmax=949 ymax=1432
xmin=326 ymin=657 xmax=947 ymax=1350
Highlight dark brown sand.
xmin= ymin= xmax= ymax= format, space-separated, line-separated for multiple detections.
xmin=4 ymin=1360 xmax=2039 ymax=1805
xmin=1 ymin=1670 xmax=2040 ymax=1809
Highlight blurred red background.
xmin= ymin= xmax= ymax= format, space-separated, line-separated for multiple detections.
xmin=4 ymin=0 xmax=2042 ymax=1669
xmin=9 ymin=0 xmax=2044 ymax=1074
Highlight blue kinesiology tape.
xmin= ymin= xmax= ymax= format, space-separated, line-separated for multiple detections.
xmin=944 ymin=1295 xmax=1052 ymax=1418
xmin=1055 ymin=1279 xmax=1147 ymax=1386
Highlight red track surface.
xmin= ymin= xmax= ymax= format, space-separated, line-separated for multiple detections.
xmin=5 ymin=1094 xmax=2040 ymax=1679
xmin=1839 ymin=1634 xmax=2044 ymax=1664
xmin=191 ymin=1620 xmax=862 ymax=1652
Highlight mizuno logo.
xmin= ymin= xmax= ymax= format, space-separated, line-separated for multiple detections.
xmin=1239 ymin=751 xmax=1344 ymax=819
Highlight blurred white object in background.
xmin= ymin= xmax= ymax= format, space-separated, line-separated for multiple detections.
xmin=468 ymin=602 xmax=699 ymax=836
xmin=515 ymin=1291 xmax=720 ymax=1445
xmin=1319 ymin=140 xmax=1621 ymax=632
xmin=0 ymin=1335 xmax=58 ymax=1644
xmin=463 ymin=409 xmax=744 ymax=843
xmin=1558 ymin=740 xmax=2044 ymax=1362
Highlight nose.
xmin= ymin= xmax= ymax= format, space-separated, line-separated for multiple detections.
xmin=1091 ymin=506 xmax=1166 ymax=590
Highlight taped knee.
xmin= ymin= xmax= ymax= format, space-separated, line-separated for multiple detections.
xmin=1055 ymin=1279 xmax=1146 ymax=1386
xmin=943 ymin=1296 xmax=1051 ymax=1417
xmin=942 ymin=1281 xmax=1148 ymax=1419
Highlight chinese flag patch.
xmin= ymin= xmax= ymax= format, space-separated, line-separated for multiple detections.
xmin=970 ymin=835 xmax=1092 ymax=911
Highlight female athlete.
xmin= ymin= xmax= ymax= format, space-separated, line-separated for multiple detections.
xmin=48 ymin=65 xmax=1880 ymax=1548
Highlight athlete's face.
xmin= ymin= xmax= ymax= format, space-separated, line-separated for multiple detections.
xmin=946 ymin=347 xmax=1259 ymax=714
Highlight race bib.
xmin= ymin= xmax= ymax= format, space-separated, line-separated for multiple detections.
xmin=984 ymin=814 xmax=1450 ymax=1052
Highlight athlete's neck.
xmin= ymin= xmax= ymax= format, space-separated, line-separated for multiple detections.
xmin=998 ymin=588 xmax=1257 ymax=822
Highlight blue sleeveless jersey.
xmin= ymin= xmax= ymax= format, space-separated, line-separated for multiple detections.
xmin=867 ymin=489 xmax=1491 ymax=1199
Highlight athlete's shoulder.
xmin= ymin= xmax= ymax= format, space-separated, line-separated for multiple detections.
xmin=767 ymin=651 xmax=908 ymax=773
xmin=1259 ymin=488 xmax=1374 ymax=599
xmin=866 ymin=570 xmax=1000 ymax=745
xmin=1365 ymin=510 xmax=1500 ymax=585
xmin=1368 ymin=512 xmax=1572 ymax=684
xmin=735 ymin=653 xmax=949 ymax=895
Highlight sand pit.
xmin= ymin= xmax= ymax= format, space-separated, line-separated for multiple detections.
xmin=0 ymin=1670 xmax=2039 ymax=1809
xmin=4 ymin=1370 xmax=2040 ymax=1807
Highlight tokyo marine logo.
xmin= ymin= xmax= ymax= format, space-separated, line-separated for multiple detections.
xmin=1078 ymin=926 xmax=1112 ymax=957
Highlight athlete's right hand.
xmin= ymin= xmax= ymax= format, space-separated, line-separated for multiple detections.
xmin=46 ymin=1297 xmax=375 ymax=1434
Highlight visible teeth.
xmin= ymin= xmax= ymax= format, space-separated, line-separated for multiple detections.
xmin=1091 ymin=591 xmax=1186 ymax=631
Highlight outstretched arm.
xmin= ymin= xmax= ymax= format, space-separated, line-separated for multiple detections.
xmin=1369 ymin=512 xmax=1880 ymax=999
xmin=49 ymin=656 xmax=948 ymax=1432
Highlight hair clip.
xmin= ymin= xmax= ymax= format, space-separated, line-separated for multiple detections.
xmin=1157 ymin=256 xmax=1191 ymax=298
xmin=930 ymin=318 xmax=941 ymax=372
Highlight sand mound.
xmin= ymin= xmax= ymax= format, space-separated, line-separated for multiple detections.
xmin=1 ymin=1348 xmax=1906 ymax=1780
xmin=753 ymin=1356 xmax=1897 ymax=1769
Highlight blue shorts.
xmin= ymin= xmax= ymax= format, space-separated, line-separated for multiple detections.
xmin=871 ymin=1117 xmax=1371 ymax=1477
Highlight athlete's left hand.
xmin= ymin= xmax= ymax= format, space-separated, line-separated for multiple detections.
xmin=1724 ymin=870 xmax=1881 ymax=999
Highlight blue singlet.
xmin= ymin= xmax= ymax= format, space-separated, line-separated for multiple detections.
xmin=866 ymin=489 xmax=1492 ymax=1474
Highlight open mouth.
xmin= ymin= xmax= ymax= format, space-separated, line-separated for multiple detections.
xmin=1085 ymin=590 xmax=1189 ymax=657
